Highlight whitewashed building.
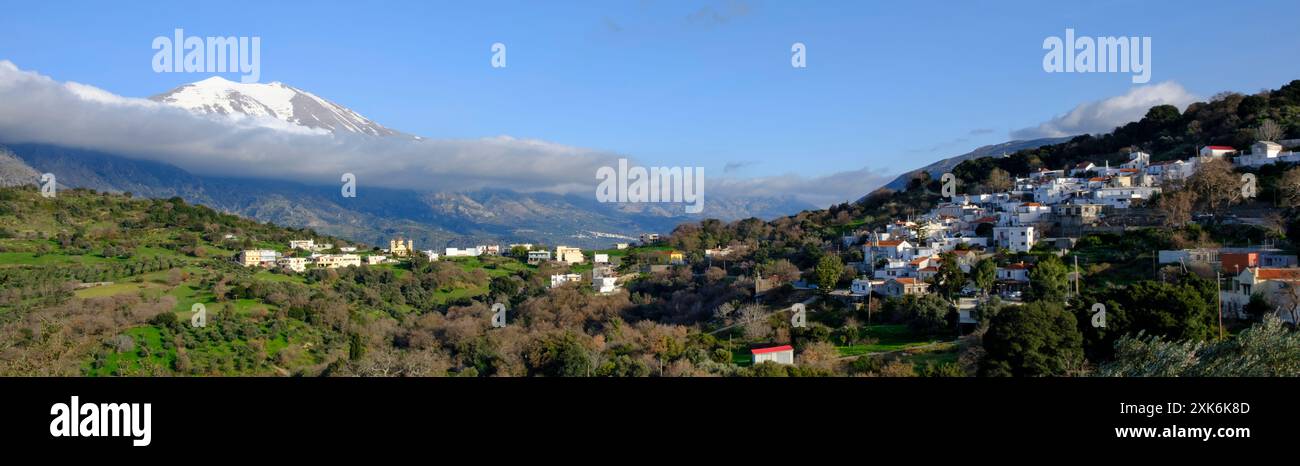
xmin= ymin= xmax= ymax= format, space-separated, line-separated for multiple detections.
xmin=550 ymin=273 xmax=583 ymax=288
xmin=751 ymin=345 xmax=794 ymax=365
xmin=993 ymin=225 xmax=1036 ymax=252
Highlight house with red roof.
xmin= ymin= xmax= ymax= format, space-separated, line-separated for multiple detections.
xmin=1223 ymin=267 xmax=1300 ymax=323
xmin=882 ymin=277 xmax=930 ymax=297
xmin=865 ymin=239 xmax=912 ymax=261
xmin=1200 ymin=145 xmax=1236 ymax=158
xmin=751 ymin=345 xmax=794 ymax=365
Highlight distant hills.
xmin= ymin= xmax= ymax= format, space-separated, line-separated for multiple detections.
xmin=868 ymin=137 xmax=1072 ymax=198
xmin=0 ymin=143 xmax=812 ymax=249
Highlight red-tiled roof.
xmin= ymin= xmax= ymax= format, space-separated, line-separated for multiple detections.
xmin=1003 ymin=262 xmax=1033 ymax=270
xmin=1256 ymin=268 xmax=1300 ymax=281
xmin=1089 ymin=177 xmax=1107 ymax=182
xmin=894 ymin=277 xmax=918 ymax=284
xmin=876 ymin=240 xmax=905 ymax=247
xmin=751 ymin=345 xmax=793 ymax=355
xmin=1206 ymin=145 xmax=1235 ymax=151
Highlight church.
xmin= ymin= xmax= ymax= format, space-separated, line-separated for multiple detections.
xmin=388 ymin=237 xmax=414 ymax=257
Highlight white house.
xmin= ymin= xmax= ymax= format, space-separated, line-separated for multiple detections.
xmin=993 ymin=225 xmax=1036 ymax=252
xmin=593 ymin=276 xmax=619 ymax=294
xmin=1147 ymin=159 xmax=1197 ymax=182
xmin=1120 ymin=151 xmax=1150 ymax=170
xmin=366 ymin=255 xmax=388 ymax=265
xmin=1087 ymin=186 xmax=1160 ymax=209
xmin=277 ymin=257 xmax=308 ymax=272
xmin=751 ymin=345 xmax=794 ymax=365
xmin=445 ymin=247 xmax=483 ymax=258
xmin=527 ymin=250 xmax=552 ymax=265
xmin=1222 ymin=268 xmax=1300 ymax=322
xmin=996 ymin=262 xmax=1033 ymax=283
xmin=555 ymin=246 xmax=585 ymax=264
xmin=704 ymin=247 xmax=736 ymax=259
xmin=873 ymin=258 xmax=911 ymax=280
xmin=1157 ymin=249 xmax=1219 ymax=265
xmin=1013 ymin=203 xmax=1051 ymax=226
xmin=1200 ymin=145 xmax=1236 ymax=158
xmin=238 ymin=249 xmax=279 ymax=267
xmin=1029 ymin=168 xmax=1066 ymax=180
xmin=550 ymin=273 xmax=583 ymax=288
xmin=1236 ymin=141 xmax=1293 ymax=167
xmin=881 ymin=277 xmax=930 ymax=297
xmin=594 ymin=253 xmax=610 ymax=264
xmin=313 ymin=254 xmax=361 ymax=269
xmin=865 ymin=240 xmax=912 ymax=261
xmin=850 ymin=278 xmax=874 ymax=296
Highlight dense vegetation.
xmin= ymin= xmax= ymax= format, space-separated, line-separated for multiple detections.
xmin=5 ymin=80 xmax=1300 ymax=377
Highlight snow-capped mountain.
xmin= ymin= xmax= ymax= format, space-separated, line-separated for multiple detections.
xmin=150 ymin=76 xmax=403 ymax=137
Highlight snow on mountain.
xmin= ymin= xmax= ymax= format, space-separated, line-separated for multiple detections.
xmin=149 ymin=76 xmax=403 ymax=137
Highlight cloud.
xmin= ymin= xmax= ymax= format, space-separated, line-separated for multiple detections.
xmin=711 ymin=166 xmax=893 ymax=208
xmin=0 ymin=61 xmax=892 ymax=210
xmin=1011 ymin=81 xmax=1198 ymax=139
xmin=0 ymin=61 xmax=625 ymax=195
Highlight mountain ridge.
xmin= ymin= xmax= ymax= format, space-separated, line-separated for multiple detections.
xmin=149 ymin=76 xmax=406 ymax=137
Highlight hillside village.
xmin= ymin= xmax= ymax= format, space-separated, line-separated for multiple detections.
xmin=235 ymin=233 xmax=687 ymax=298
xmin=826 ymin=140 xmax=1300 ymax=325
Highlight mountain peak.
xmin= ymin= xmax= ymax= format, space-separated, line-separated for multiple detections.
xmin=150 ymin=77 xmax=403 ymax=138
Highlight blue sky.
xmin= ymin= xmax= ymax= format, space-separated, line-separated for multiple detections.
xmin=2 ymin=0 xmax=1299 ymax=181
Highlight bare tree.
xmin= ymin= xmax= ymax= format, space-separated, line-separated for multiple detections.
xmin=1256 ymin=119 xmax=1284 ymax=142
xmin=739 ymin=304 xmax=771 ymax=340
xmin=986 ymin=168 xmax=1013 ymax=193
xmin=1157 ymin=189 xmax=1197 ymax=226
xmin=1188 ymin=158 xmax=1242 ymax=213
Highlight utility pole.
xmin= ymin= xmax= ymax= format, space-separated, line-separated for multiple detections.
xmin=1217 ymin=269 xmax=1225 ymax=341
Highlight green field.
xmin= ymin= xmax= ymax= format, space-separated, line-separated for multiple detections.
xmin=836 ymin=324 xmax=943 ymax=356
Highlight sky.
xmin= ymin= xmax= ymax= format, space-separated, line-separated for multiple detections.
xmin=2 ymin=0 xmax=1299 ymax=205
